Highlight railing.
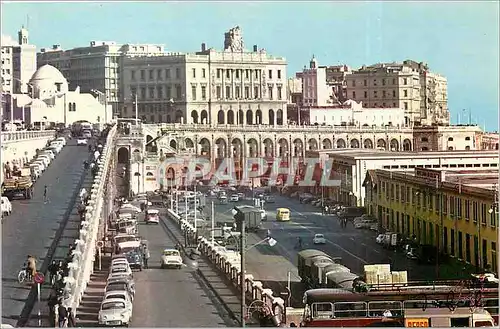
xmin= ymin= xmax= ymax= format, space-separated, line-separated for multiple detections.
xmin=166 ymin=209 xmax=285 ymax=323
xmin=148 ymin=123 xmax=414 ymax=134
xmin=1 ymin=130 xmax=56 ymax=142
xmin=62 ymin=126 xmax=117 ymax=315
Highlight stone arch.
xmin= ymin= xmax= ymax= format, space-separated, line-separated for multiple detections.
xmin=293 ymin=138 xmax=304 ymax=157
xmin=403 ymin=139 xmax=412 ymax=151
xmin=175 ymin=110 xmax=183 ymax=123
xmin=247 ymin=138 xmax=259 ymax=157
xmin=191 ymin=110 xmax=199 ymax=124
xmin=363 ymin=139 xmax=374 ymax=149
xmin=276 ymin=109 xmax=283 ymax=125
xmin=201 ymin=110 xmax=208 ymax=124
xmin=227 ymin=110 xmax=235 ymax=124
xmin=263 ymin=138 xmax=274 ymax=157
xmin=336 ymin=138 xmax=346 ymax=148
xmin=308 ymin=138 xmax=318 ymax=151
xmin=390 ymin=139 xmax=399 ymax=151
xmin=377 ymin=139 xmax=386 ymax=149
xmin=185 ymin=138 xmax=194 ymax=149
xmin=350 ymin=139 xmax=360 ymax=148
xmin=199 ymin=138 xmax=211 ymax=156
xmin=215 ymin=138 xmax=227 ymax=158
xmin=238 ymin=110 xmax=244 ymax=125
xmin=217 ymin=110 xmax=225 ymax=124
xmin=269 ymin=109 xmax=275 ymax=125
xmin=246 ymin=110 xmax=253 ymax=125
xmin=231 ymin=137 xmax=243 ymax=157
xmin=278 ymin=138 xmax=288 ymax=156
xmin=117 ymin=147 xmax=129 ymax=164
xmin=256 ymin=110 xmax=262 ymax=125
xmin=322 ymin=138 xmax=332 ymax=150
xmin=166 ymin=167 xmax=176 ymax=186
xmin=170 ymin=139 xmax=177 ymax=149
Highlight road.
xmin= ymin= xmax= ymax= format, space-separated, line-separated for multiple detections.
xmin=128 ymin=209 xmax=234 ymax=327
xmin=1 ymin=140 xmax=90 ymax=326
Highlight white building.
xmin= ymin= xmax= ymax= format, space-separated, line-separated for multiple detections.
xmin=37 ymin=41 xmax=166 ymax=115
xmin=296 ymin=56 xmax=332 ymax=106
xmin=323 ymin=149 xmax=499 ymax=207
xmin=11 ymin=65 xmax=111 ymax=126
xmin=309 ymin=100 xmax=405 ymax=127
xmin=121 ymin=26 xmax=288 ymax=125
xmin=1 ymin=27 xmax=37 ymax=95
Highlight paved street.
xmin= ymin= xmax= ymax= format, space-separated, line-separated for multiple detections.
xmin=1 ymin=140 xmax=90 ymax=326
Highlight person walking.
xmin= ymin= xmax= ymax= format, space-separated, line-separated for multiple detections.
xmin=67 ymin=307 xmax=76 ymax=327
xmin=58 ymin=303 xmax=68 ymax=327
xmin=43 ymin=185 xmax=49 ymax=204
xmin=142 ymin=246 xmax=150 ymax=269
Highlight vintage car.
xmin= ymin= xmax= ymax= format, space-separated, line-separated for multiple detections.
xmin=125 ymin=249 xmax=144 ymax=270
xmin=98 ymin=299 xmax=132 ymax=327
xmin=117 ymin=218 xmax=138 ymax=235
xmin=160 ymin=248 xmax=183 ymax=269
xmin=109 ymin=265 xmax=133 ymax=279
xmin=106 ymin=279 xmax=135 ymax=300
xmin=313 ymin=234 xmax=326 ymax=245
xmin=145 ymin=209 xmax=160 ymax=224
xmin=103 ymin=290 xmax=133 ymax=312
xmin=119 ymin=203 xmax=141 ymax=213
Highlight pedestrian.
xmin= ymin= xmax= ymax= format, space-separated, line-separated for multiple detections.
xmin=58 ymin=303 xmax=68 ymax=327
xmin=47 ymin=289 xmax=58 ymax=327
xmin=67 ymin=307 xmax=76 ymax=327
xmin=48 ymin=260 xmax=58 ymax=286
xmin=143 ymin=246 xmax=150 ymax=269
xmin=43 ymin=185 xmax=48 ymax=203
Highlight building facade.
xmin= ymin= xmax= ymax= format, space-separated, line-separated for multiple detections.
xmin=308 ymin=100 xmax=405 ymax=127
xmin=478 ymin=132 xmax=499 ymax=150
xmin=1 ymin=27 xmax=37 ymax=95
xmin=413 ymin=125 xmax=483 ymax=151
xmin=364 ymin=168 xmax=498 ymax=273
xmin=37 ymin=41 xmax=166 ymax=114
xmin=120 ymin=26 xmax=288 ymax=126
xmin=345 ymin=60 xmax=449 ymax=126
xmin=295 ymin=56 xmax=331 ymax=107
xmin=325 ymin=64 xmax=351 ymax=103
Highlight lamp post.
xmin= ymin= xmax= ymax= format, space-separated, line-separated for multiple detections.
xmin=133 ymin=153 xmax=142 ymax=196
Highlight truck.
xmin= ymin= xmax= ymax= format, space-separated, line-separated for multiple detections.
xmin=337 ymin=206 xmax=366 ymax=220
xmin=71 ymin=120 xmax=92 ymax=137
xmin=1 ymin=168 xmax=34 ymax=200
xmin=234 ymin=206 xmax=263 ymax=232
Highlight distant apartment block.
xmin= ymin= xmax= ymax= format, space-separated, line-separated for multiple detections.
xmin=413 ymin=125 xmax=484 ymax=151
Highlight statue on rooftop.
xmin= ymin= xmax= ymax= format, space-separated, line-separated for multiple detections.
xmin=224 ymin=26 xmax=244 ymax=52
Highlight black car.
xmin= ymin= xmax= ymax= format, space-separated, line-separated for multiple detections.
xmin=126 ymin=249 xmax=144 ymax=271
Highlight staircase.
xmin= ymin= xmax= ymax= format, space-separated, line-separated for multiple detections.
xmin=75 ymin=256 xmax=111 ymax=327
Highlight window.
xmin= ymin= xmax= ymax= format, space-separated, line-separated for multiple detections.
xmin=421 ymin=137 xmax=428 ymax=142
xmin=165 ymin=69 xmax=170 ymax=78
xmin=157 ymin=86 xmax=162 ymax=99
xmin=235 ymin=70 xmax=239 ymax=79
xmin=382 ymin=90 xmax=386 ymax=98
xmin=268 ymin=70 xmax=273 ymax=79
xmin=277 ymin=70 xmax=281 ymax=79
xmin=255 ymin=70 xmax=258 ymax=79
xmin=131 ymin=87 xmax=137 ymax=97
xmin=216 ymin=86 xmax=221 ymax=99
xmin=465 ymin=200 xmax=470 ymax=220
xmin=131 ymin=70 xmax=136 ymax=80
xmin=457 ymin=198 xmax=463 ymax=218
xmin=392 ymin=90 xmax=396 ymax=97
xmin=254 ymin=86 xmax=259 ymax=99
xmin=278 ymin=86 xmax=282 ymax=100
xmin=226 ymin=86 xmax=231 ymax=99
xmin=363 ymin=79 xmax=367 ymax=86
xmin=404 ymin=102 xmax=408 ymax=110
xmin=403 ymin=78 xmax=408 ymax=85
xmin=374 ymin=91 xmax=378 ymax=98
xmin=245 ymin=69 xmax=249 ymax=79
xmin=481 ymin=203 xmax=487 ymax=225
xmin=382 ymin=78 xmax=386 ymax=85
xmin=235 ymin=86 xmax=240 ymax=99
xmin=175 ymin=85 xmax=182 ymax=99
xmin=149 ymin=70 xmax=154 ymax=80
xmin=403 ymin=90 xmax=408 ymax=97
xmin=392 ymin=78 xmax=396 ymax=84
xmin=192 ymin=68 xmax=196 ymax=78
xmin=465 ymin=136 xmax=471 ymax=141
xmin=166 ymin=86 xmax=171 ymax=99
xmin=351 ymin=80 xmax=356 ymax=87
xmin=450 ymin=196 xmax=455 ymax=216
xmin=448 ymin=137 xmax=454 ymax=141
xmin=202 ymin=68 xmax=206 ymax=78
xmin=140 ymin=70 xmax=145 ymax=80
xmin=465 ymin=234 xmax=471 ymax=263
xmin=140 ymin=87 xmax=146 ymax=99
xmin=245 ymin=86 xmax=250 ymax=99
xmin=217 ymin=69 xmax=221 ymax=79
xmin=201 ymin=86 xmax=206 ymax=100
xmin=352 ymin=91 xmax=356 ymax=98
xmin=191 ymin=85 xmax=197 ymax=100
xmin=176 ymin=68 xmax=180 ymax=79
xmin=226 ymin=70 xmax=230 ymax=79
xmin=149 ymin=87 xmax=154 ymax=99
xmin=268 ymin=86 xmax=273 ymax=99
xmin=364 ymin=91 xmax=367 ymax=98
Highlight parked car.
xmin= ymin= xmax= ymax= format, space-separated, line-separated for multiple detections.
xmin=313 ymin=233 xmax=326 ymax=245
xmin=160 ymin=248 xmax=183 ymax=269
xmin=103 ymin=290 xmax=133 ymax=312
xmin=77 ymin=138 xmax=87 ymax=145
xmin=98 ymin=299 xmax=132 ymax=327
xmin=230 ymin=194 xmax=239 ymax=202
xmin=109 ymin=264 xmax=133 ymax=278
xmin=1 ymin=196 xmax=12 ymax=216
xmin=354 ymin=219 xmax=377 ymax=229
xmin=125 ymin=249 xmax=144 ymax=271
xmin=145 ymin=209 xmax=160 ymax=224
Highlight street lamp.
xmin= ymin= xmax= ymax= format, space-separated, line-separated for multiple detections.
xmin=133 ymin=153 xmax=143 ymax=195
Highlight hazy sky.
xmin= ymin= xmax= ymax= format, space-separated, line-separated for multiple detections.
xmin=2 ymin=1 xmax=499 ymax=131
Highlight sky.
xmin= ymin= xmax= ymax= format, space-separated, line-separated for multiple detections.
xmin=2 ymin=1 xmax=499 ymax=132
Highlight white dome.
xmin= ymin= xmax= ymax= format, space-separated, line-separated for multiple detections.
xmin=30 ymin=65 xmax=68 ymax=100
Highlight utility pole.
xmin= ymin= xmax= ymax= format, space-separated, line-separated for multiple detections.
xmin=135 ymin=93 xmax=138 ymax=122
xmin=239 ymin=217 xmax=246 ymax=327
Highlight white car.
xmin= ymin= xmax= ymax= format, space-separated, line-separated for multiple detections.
xmin=376 ymin=234 xmax=385 ymax=244
xmin=103 ymin=290 xmax=133 ymax=311
xmin=41 ymin=150 xmax=55 ymax=160
xmin=230 ymin=194 xmax=239 ymax=202
xmin=354 ymin=220 xmax=377 ymax=229
xmin=111 ymin=258 xmax=130 ymax=268
xmin=31 ymin=161 xmax=46 ymax=173
xmin=120 ymin=203 xmax=141 ymax=213
xmin=313 ymin=234 xmax=326 ymax=245
xmin=160 ymin=248 xmax=183 ymax=269
xmin=146 ymin=209 xmax=160 ymax=224
xmin=36 ymin=156 xmax=51 ymax=167
xmin=77 ymin=138 xmax=87 ymax=145
xmin=98 ymin=299 xmax=132 ymax=327
xmin=109 ymin=264 xmax=133 ymax=278
xmin=1 ymin=196 xmax=12 ymax=216
xmin=55 ymin=137 xmax=66 ymax=146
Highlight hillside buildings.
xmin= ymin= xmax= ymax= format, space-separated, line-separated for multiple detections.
xmin=120 ymin=26 xmax=288 ymax=125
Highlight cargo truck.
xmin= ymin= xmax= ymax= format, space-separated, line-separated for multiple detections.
xmin=1 ymin=168 xmax=34 ymax=200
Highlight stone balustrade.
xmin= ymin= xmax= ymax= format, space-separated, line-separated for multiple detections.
xmin=166 ymin=209 xmax=286 ymax=324
xmin=1 ymin=130 xmax=56 ymax=142
xmin=62 ymin=126 xmax=117 ymax=316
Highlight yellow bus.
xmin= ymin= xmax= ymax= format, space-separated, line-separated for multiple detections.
xmin=276 ymin=208 xmax=291 ymax=221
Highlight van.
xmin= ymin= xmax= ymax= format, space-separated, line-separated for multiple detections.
xmin=276 ymin=208 xmax=290 ymax=221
